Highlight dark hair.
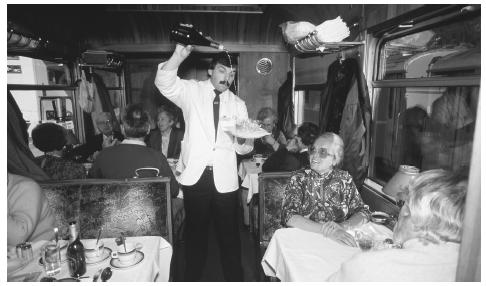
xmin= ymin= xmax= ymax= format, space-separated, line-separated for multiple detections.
xmin=298 ymin=122 xmax=319 ymax=146
xmin=122 ymin=103 xmax=151 ymax=138
xmin=156 ymin=105 xmax=176 ymax=123
xmin=32 ymin=123 xmax=67 ymax=152
xmin=209 ymin=52 xmax=237 ymax=70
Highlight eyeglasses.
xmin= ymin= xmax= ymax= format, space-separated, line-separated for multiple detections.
xmin=97 ymin=119 xmax=112 ymax=125
xmin=309 ymin=146 xmax=333 ymax=159
xmin=260 ymin=122 xmax=275 ymax=129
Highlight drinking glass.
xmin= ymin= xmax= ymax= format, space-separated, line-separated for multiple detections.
xmin=42 ymin=242 xmax=61 ymax=276
xmin=354 ymin=231 xmax=374 ymax=251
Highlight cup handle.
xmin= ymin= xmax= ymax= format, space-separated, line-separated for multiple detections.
xmin=111 ymin=252 xmax=118 ymax=259
xmin=135 ymin=243 xmax=143 ymax=250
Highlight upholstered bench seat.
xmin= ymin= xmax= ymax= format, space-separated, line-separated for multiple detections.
xmin=39 ymin=177 xmax=173 ymax=245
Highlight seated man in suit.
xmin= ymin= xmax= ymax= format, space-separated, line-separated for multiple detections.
xmin=146 ymin=105 xmax=184 ymax=159
xmin=89 ymin=104 xmax=179 ymax=197
xmin=262 ymin=122 xmax=318 ymax=172
xmin=70 ymin=112 xmax=124 ymax=162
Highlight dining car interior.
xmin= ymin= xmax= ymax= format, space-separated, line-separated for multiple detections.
xmin=6 ymin=3 xmax=481 ymax=283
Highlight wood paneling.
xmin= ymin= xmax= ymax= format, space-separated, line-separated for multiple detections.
xmin=363 ymin=4 xmax=422 ymax=29
xmin=294 ymin=55 xmax=335 ymax=86
xmin=238 ymin=52 xmax=290 ymax=119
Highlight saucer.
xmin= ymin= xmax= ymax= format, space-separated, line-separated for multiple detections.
xmin=86 ymin=247 xmax=112 ymax=265
xmin=110 ymin=250 xmax=144 ymax=269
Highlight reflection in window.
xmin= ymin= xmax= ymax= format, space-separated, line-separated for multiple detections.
xmin=372 ymin=86 xmax=478 ymax=183
xmin=381 ymin=16 xmax=480 ymax=79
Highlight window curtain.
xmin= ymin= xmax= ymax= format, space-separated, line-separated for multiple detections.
xmin=7 ymin=90 xmax=49 ymax=181
xmin=318 ymin=58 xmax=371 ymax=188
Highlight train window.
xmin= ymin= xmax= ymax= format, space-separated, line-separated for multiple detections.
xmin=381 ymin=16 xmax=480 ymax=79
xmin=7 ymin=56 xmax=76 ymax=156
xmin=370 ymin=14 xmax=480 ymax=185
xmin=293 ymin=89 xmax=321 ymax=126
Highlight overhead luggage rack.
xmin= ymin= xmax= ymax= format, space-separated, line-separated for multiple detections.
xmin=291 ymin=31 xmax=364 ymax=55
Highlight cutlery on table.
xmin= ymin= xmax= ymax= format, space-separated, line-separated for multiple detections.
xmin=96 ymin=228 xmax=102 ymax=246
xmin=100 ymin=267 xmax=112 ymax=282
xmin=93 ymin=268 xmax=102 ymax=282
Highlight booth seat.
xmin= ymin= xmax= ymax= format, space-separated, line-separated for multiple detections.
xmin=256 ymin=171 xmax=400 ymax=280
xmin=39 ymin=177 xmax=173 ymax=245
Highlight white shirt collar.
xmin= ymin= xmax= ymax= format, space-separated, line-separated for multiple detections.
xmin=161 ymin=128 xmax=172 ymax=137
xmin=121 ymin=138 xmax=146 ymax=146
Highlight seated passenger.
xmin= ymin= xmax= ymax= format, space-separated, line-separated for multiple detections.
xmin=89 ymin=103 xmax=179 ymax=197
xmin=8 ymin=172 xmax=55 ymax=247
xmin=262 ymin=122 xmax=318 ymax=172
xmin=70 ymin=112 xmax=124 ymax=162
xmin=328 ymin=169 xmax=467 ymax=282
xmin=146 ymin=105 xmax=184 ymax=159
xmin=281 ymin=132 xmax=369 ymax=246
xmin=253 ymin=107 xmax=287 ymax=157
xmin=32 ymin=123 xmax=86 ymax=180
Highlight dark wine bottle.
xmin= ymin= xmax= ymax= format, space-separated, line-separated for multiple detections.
xmin=66 ymin=221 xmax=86 ymax=278
xmin=170 ymin=23 xmax=224 ymax=50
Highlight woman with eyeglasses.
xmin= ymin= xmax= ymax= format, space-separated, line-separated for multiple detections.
xmin=280 ymin=132 xmax=369 ymax=246
xmin=253 ymin=107 xmax=287 ymax=157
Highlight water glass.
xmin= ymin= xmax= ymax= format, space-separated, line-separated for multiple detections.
xmin=42 ymin=242 xmax=61 ymax=276
xmin=16 ymin=242 xmax=33 ymax=261
xmin=354 ymin=231 xmax=374 ymax=251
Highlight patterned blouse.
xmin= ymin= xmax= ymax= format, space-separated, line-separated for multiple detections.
xmin=35 ymin=155 xmax=86 ymax=180
xmin=281 ymin=168 xmax=366 ymax=226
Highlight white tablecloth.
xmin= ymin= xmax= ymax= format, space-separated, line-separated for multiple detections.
xmin=238 ymin=159 xmax=262 ymax=203
xmin=261 ymin=223 xmax=393 ymax=282
xmin=7 ymin=236 xmax=173 ymax=282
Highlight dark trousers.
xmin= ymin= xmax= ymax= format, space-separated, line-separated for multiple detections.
xmin=182 ymin=168 xmax=243 ymax=282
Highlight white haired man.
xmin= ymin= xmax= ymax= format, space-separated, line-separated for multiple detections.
xmin=328 ymin=169 xmax=468 ymax=282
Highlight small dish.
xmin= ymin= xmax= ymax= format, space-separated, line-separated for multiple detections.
xmin=110 ymin=250 xmax=144 ymax=269
xmin=86 ymin=247 xmax=112 ymax=265
xmin=371 ymin=211 xmax=390 ymax=224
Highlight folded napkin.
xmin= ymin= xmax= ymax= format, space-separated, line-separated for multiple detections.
xmin=315 ymin=16 xmax=350 ymax=43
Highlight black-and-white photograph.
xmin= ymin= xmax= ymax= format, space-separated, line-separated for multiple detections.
xmin=5 ymin=2 xmax=481 ymax=283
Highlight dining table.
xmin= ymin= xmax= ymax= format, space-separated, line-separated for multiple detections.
xmin=7 ymin=235 xmax=173 ymax=282
xmin=261 ymin=222 xmax=393 ymax=282
xmin=238 ymin=158 xmax=263 ymax=227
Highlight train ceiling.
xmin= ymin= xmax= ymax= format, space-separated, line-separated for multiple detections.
xmin=7 ymin=4 xmax=365 ymax=59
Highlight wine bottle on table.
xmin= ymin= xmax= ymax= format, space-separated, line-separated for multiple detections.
xmin=170 ymin=23 xmax=224 ymax=50
xmin=67 ymin=221 xmax=86 ymax=278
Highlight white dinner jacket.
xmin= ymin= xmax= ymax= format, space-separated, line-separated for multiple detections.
xmin=155 ymin=62 xmax=253 ymax=193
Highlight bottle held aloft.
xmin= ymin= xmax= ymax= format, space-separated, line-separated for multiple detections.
xmin=170 ymin=23 xmax=224 ymax=50
xmin=66 ymin=221 xmax=87 ymax=278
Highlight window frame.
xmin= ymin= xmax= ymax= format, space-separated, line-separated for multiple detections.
xmin=366 ymin=6 xmax=480 ymax=191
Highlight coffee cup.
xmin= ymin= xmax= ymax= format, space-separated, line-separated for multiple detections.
xmin=253 ymin=154 xmax=264 ymax=165
xmin=111 ymin=242 xmax=143 ymax=265
xmin=83 ymin=239 xmax=104 ymax=261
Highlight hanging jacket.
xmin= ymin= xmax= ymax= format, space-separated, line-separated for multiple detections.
xmin=277 ymin=71 xmax=295 ymax=138
xmin=318 ymin=58 xmax=371 ymax=188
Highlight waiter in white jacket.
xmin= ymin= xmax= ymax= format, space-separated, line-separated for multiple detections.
xmin=155 ymin=44 xmax=253 ymax=281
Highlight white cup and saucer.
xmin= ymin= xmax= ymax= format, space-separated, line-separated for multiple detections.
xmin=84 ymin=239 xmax=110 ymax=264
xmin=110 ymin=242 xmax=144 ymax=269
xmin=252 ymin=154 xmax=266 ymax=167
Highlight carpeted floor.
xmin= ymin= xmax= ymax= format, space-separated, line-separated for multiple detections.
xmin=171 ymin=195 xmax=261 ymax=282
